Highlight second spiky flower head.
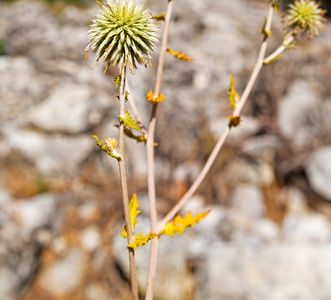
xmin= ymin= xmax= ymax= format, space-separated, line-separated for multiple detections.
xmin=86 ymin=0 xmax=159 ymax=74
xmin=285 ymin=0 xmax=326 ymax=37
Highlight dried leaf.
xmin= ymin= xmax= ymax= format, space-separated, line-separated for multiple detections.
xmin=121 ymin=193 xmax=141 ymax=238
xmin=128 ymin=232 xmax=158 ymax=249
xmin=152 ymin=12 xmax=165 ymax=21
xmin=166 ymin=47 xmax=195 ymax=61
xmin=129 ymin=193 xmax=140 ymax=230
xmin=160 ymin=211 xmax=210 ymax=237
xmin=228 ymin=74 xmax=240 ymax=110
xmin=146 ymin=90 xmax=154 ymax=102
xmin=120 ymin=194 xmax=158 ymax=249
xmin=146 ymin=90 xmax=165 ymax=104
xmin=124 ymin=128 xmax=147 ymax=143
xmin=228 ymin=115 xmax=242 ymax=127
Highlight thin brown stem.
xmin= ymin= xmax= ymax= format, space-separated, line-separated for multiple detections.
xmin=118 ymin=66 xmax=139 ymax=300
xmin=126 ymin=81 xmax=148 ymax=138
xmin=145 ymin=1 xmax=174 ymax=299
xmin=159 ymin=5 xmax=275 ymax=229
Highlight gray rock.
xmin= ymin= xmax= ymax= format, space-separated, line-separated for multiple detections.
xmin=1 ymin=0 xmax=88 ymax=62
xmin=252 ymin=218 xmax=280 ymax=242
xmin=0 ymin=188 xmax=11 ymax=206
xmin=282 ymin=214 xmax=331 ymax=243
xmin=80 ymin=226 xmax=102 ymax=253
xmin=4 ymin=127 xmax=94 ymax=176
xmin=38 ymin=247 xmax=87 ymax=297
xmin=24 ymin=83 xmax=93 ymax=134
xmin=173 ymin=162 xmax=201 ymax=182
xmin=0 ymin=192 xmax=56 ymax=300
xmin=278 ymin=80 xmax=331 ymax=149
xmin=305 ymin=146 xmax=331 ymax=201
xmin=230 ymin=184 xmax=266 ymax=219
xmin=210 ymin=116 xmax=260 ymax=143
xmin=284 ymin=187 xmax=310 ymax=215
xmin=78 ymin=202 xmax=100 ymax=222
xmin=0 ymin=56 xmax=52 ymax=123
xmin=0 ymin=233 xmax=40 ymax=300
xmin=84 ymin=284 xmax=108 ymax=300
xmin=242 ymin=135 xmax=280 ymax=161
xmin=189 ymin=206 xmax=228 ymax=254
xmin=195 ymin=243 xmax=331 ymax=300
xmin=224 ymin=158 xmax=275 ymax=186
xmin=2 ymin=1 xmax=60 ymax=60
xmin=0 ymin=268 xmax=18 ymax=300
xmin=10 ymin=193 xmax=56 ymax=235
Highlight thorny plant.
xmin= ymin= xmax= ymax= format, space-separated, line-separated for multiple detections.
xmin=86 ymin=0 xmax=326 ymax=299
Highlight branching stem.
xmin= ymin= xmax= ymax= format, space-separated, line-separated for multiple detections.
xmin=126 ymin=81 xmax=148 ymax=138
xmin=118 ymin=66 xmax=139 ymax=300
xmin=159 ymin=5 xmax=275 ymax=229
xmin=263 ymin=33 xmax=294 ymax=64
xmin=145 ymin=1 xmax=174 ymax=299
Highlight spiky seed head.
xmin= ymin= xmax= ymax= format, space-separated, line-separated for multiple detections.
xmin=284 ymin=0 xmax=326 ymax=37
xmin=85 ymin=0 xmax=159 ymax=74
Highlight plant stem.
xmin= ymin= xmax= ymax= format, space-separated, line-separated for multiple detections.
xmin=145 ymin=1 xmax=174 ymax=299
xmin=118 ymin=66 xmax=139 ymax=300
xmin=263 ymin=33 xmax=294 ymax=64
xmin=159 ymin=5 xmax=275 ymax=229
xmin=126 ymin=81 xmax=148 ymax=138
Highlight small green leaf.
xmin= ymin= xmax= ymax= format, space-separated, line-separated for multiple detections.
xmin=260 ymin=17 xmax=272 ymax=37
xmin=119 ymin=112 xmax=140 ymax=132
xmin=114 ymin=76 xmax=121 ymax=89
xmin=91 ymin=135 xmax=121 ymax=160
xmin=263 ymin=53 xmax=282 ymax=65
xmin=125 ymin=91 xmax=130 ymax=101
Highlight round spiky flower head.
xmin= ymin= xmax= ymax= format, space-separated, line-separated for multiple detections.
xmin=85 ymin=0 xmax=159 ymax=74
xmin=284 ymin=0 xmax=326 ymax=37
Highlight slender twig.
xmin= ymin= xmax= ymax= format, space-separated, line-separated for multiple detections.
xmin=159 ymin=5 xmax=275 ymax=230
xmin=126 ymin=81 xmax=148 ymax=138
xmin=118 ymin=66 xmax=139 ymax=300
xmin=145 ymin=1 xmax=174 ymax=299
xmin=263 ymin=33 xmax=294 ymax=64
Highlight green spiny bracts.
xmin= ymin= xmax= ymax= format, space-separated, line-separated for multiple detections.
xmin=285 ymin=0 xmax=326 ymax=37
xmin=85 ymin=0 xmax=159 ymax=74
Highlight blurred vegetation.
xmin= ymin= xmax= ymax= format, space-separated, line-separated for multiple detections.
xmin=1 ymin=0 xmax=96 ymax=6
xmin=1 ymin=0 xmax=330 ymax=14
xmin=0 ymin=39 xmax=6 ymax=56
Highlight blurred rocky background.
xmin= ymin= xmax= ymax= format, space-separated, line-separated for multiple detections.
xmin=1 ymin=0 xmax=331 ymax=299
